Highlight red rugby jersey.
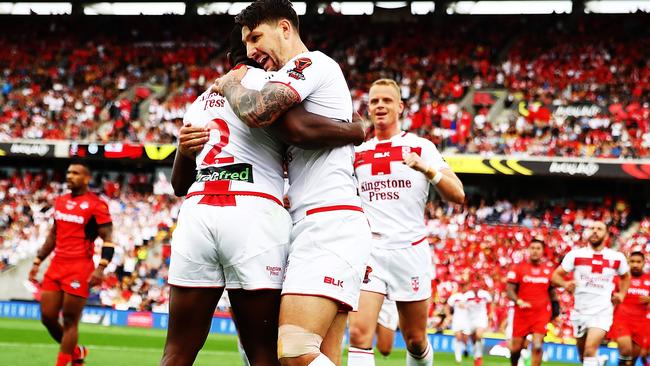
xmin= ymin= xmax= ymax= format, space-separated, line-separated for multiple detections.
xmin=506 ymin=261 xmax=554 ymax=309
xmin=617 ymin=273 xmax=650 ymax=319
xmin=53 ymin=191 xmax=112 ymax=259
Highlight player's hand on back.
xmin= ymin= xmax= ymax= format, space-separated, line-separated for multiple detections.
xmin=211 ymin=66 xmax=247 ymax=95
xmin=639 ymin=295 xmax=650 ymax=304
xmin=178 ymin=124 xmax=209 ymax=159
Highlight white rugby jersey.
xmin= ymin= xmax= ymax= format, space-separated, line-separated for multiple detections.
xmin=184 ymin=67 xmax=285 ymax=205
xmin=270 ymin=50 xmax=360 ymax=221
xmin=354 ymin=132 xmax=449 ymax=248
xmin=463 ymin=289 xmax=492 ymax=316
xmin=448 ymin=292 xmax=468 ymax=318
xmin=560 ymin=246 xmax=629 ymax=315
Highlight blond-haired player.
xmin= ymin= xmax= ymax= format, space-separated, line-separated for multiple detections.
xmin=348 ymin=78 xmax=464 ymax=366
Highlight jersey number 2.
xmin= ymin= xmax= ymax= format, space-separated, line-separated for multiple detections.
xmin=202 ymin=118 xmax=234 ymax=165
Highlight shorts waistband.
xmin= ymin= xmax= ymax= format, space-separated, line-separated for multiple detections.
xmin=186 ymin=191 xmax=283 ymax=207
xmin=305 ymin=205 xmax=364 ymax=216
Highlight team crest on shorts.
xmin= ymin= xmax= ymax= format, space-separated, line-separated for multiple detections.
xmin=287 ymin=58 xmax=312 ymax=80
xmin=70 ymin=280 xmax=81 ymax=290
xmin=411 ymin=276 xmax=420 ymax=292
xmin=363 ymin=266 xmax=373 ymax=284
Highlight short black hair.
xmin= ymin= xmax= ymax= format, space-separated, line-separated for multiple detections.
xmin=630 ymin=251 xmax=645 ymax=260
xmin=235 ymin=0 xmax=299 ymax=32
xmin=69 ymin=161 xmax=91 ymax=175
xmin=530 ymin=235 xmax=545 ymax=248
xmin=228 ymin=24 xmax=261 ymax=68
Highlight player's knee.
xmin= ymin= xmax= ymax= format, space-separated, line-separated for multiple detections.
xmin=41 ymin=312 xmax=58 ymax=326
xmin=348 ymin=323 xmax=373 ymax=347
xmin=61 ymin=311 xmax=79 ymax=328
xmin=277 ymin=324 xmax=322 ymax=360
xmin=404 ymin=333 xmax=428 ymax=354
xmin=531 ymin=340 xmax=543 ymax=353
xmin=584 ymin=345 xmax=599 ymax=357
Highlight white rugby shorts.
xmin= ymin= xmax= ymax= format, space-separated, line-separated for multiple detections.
xmin=168 ymin=195 xmax=292 ymax=290
xmin=361 ymin=238 xmax=433 ymax=302
xmin=281 ymin=208 xmax=372 ymax=311
xmin=467 ymin=311 xmax=489 ymax=333
xmin=377 ymin=298 xmax=399 ymax=331
xmin=451 ymin=311 xmax=470 ymax=334
xmin=570 ymin=307 xmax=614 ymax=338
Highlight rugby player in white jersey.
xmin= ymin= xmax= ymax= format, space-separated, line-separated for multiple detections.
xmin=348 ymin=79 xmax=464 ymax=366
xmin=162 ymin=25 xmax=365 ymax=366
xmin=551 ymin=221 xmax=631 ymax=366
xmin=463 ymin=281 xmax=493 ymax=366
xmin=445 ymin=283 xmax=471 ymax=364
xmin=211 ymin=1 xmax=373 ymax=365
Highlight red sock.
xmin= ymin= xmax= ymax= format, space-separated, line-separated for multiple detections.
xmin=56 ymin=352 xmax=72 ymax=366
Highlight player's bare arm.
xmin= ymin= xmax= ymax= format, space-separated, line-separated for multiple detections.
xmin=172 ymin=123 xmax=209 ymax=196
xmin=549 ymin=285 xmax=560 ymax=319
xmin=506 ymin=282 xmax=531 ymax=308
xmin=89 ymin=224 xmax=114 ymax=287
xmin=213 ymin=68 xmax=299 ymax=128
xmin=29 ymin=222 xmax=57 ymax=282
xmin=613 ymin=272 xmax=631 ymax=305
xmin=551 ymin=266 xmax=575 ymax=293
xmin=272 ymin=106 xmax=365 ymax=149
xmin=403 ymin=152 xmax=465 ymax=204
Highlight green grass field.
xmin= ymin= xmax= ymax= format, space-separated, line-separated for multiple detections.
xmin=0 ymin=318 xmax=575 ymax=365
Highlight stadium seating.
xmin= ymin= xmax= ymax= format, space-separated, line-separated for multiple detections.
xmin=0 ymin=15 xmax=647 ymax=158
xmin=2 ymin=171 xmax=648 ymax=338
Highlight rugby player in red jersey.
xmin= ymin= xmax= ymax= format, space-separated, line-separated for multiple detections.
xmin=612 ymin=250 xmax=650 ymax=366
xmin=506 ymin=236 xmax=558 ymax=366
xmin=29 ymin=163 xmax=114 ymax=366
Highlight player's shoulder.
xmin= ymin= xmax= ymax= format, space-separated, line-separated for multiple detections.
xmin=56 ymin=193 xmax=71 ymax=203
xmin=355 ymin=138 xmax=377 ymax=152
xmin=242 ymin=66 xmax=273 ymax=89
xmin=399 ymin=131 xmax=431 ymax=146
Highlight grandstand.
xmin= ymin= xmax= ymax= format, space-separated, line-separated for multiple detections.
xmin=0 ymin=1 xmax=649 ymax=365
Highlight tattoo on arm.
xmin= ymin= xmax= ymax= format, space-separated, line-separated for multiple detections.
xmin=222 ymin=81 xmax=299 ymax=128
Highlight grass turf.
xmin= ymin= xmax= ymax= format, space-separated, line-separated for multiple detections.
xmin=0 ymin=318 xmax=576 ymax=365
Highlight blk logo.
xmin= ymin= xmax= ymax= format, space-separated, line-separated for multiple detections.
xmin=324 ymin=276 xmax=343 ymax=288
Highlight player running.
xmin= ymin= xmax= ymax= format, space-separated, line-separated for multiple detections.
xmin=506 ymin=236 xmax=558 ymax=366
xmin=347 ymin=78 xmax=464 ymax=366
xmin=463 ymin=281 xmax=493 ymax=366
xmin=29 ymin=163 xmax=114 ymax=366
xmin=212 ymin=1 xmax=374 ymax=365
xmin=162 ymin=24 xmax=364 ymax=366
xmin=612 ymin=250 xmax=650 ymax=366
xmin=445 ymin=283 xmax=471 ymax=364
xmin=551 ymin=221 xmax=631 ymax=366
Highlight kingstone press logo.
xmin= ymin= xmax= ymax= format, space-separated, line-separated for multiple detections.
xmin=196 ymin=163 xmax=254 ymax=183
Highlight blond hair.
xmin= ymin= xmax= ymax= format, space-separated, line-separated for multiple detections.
xmin=370 ymin=79 xmax=401 ymax=99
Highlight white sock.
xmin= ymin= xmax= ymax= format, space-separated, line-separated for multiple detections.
xmin=474 ymin=339 xmax=483 ymax=359
xmin=347 ymin=346 xmax=375 ymax=366
xmin=308 ymin=353 xmax=336 ymax=366
xmin=406 ymin=340 xmax=433 ymax=366
xmin=237 ymin=337 xmax=249 ymax=366
xmin=583 ymin=356 xmax=598 ymax=366
xmin=453 ymin=339 xmax=464 ymax=362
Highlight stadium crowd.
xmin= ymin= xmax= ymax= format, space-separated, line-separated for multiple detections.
xmin=1 ymin=171 xmax=648 ymax=341
xmin=0 ymin=15 xmax=648 ymax=158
